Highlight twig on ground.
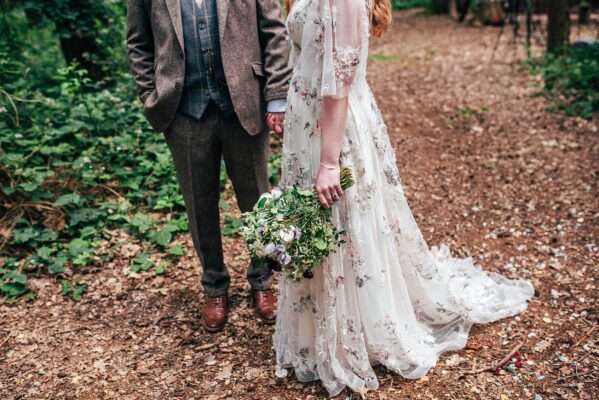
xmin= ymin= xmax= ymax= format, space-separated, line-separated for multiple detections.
xmin=57 ymin=326 xmax=92 ymax=335
xmin=572 ymin=326 xmax=597 ymax=349
xmin=460 ymin=341 xmax=524 ymax=375
xmin=99 ymin=184 xmax=125 ymax=200
xmin=197 ymin=342 xmax=218 ymax=351
xmin=0 ymin=334 xmax=11 ymax=349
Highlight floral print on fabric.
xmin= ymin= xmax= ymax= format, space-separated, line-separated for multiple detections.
xmin=275 ymin=0 xmax=534 ymax=397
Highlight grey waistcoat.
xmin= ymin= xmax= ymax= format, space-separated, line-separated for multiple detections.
xmin=179 ymin=0 xmax=234 ymax=120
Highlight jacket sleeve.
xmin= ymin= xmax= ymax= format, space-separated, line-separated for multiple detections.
xmin=256 ymin=0 xmax=293 ymax=102
xmin=127 ymin=0 xmax=156 ymax=102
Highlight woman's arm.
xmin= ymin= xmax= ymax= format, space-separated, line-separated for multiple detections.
xmin=314 ymin=0 xmax=366 ymax=208
xmin=315 ymin=97 xmax=348 ymax=208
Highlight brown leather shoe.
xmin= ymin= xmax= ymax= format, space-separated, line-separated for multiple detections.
xmin=252 ymin=289 xmax=277 ymax=324
xmin=201 ymin=295 xmax=228 ymax=333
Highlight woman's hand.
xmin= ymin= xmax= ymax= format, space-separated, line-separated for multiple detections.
xmin=315 ymin=164 xmax=344 ymax=208
xmin=317 ymin=97 xmax=348 ymax=208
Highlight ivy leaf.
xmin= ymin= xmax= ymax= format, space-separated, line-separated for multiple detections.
xmin=130 ymin=252 xmax=153 ymax=273
xmin=79 ymin=226 xmax=97 ymax=238
xmin=71 ymin=283 xmax=87 ymax=301
xmin=61 ymin=280 xmax=87 ymax=301
xmin=163 ymin=220 xmax=183 ymax=233
xmin=53 ymin=193 xmax=82 ymax=207
xmin=1 ymin=282 xmax=28 ymax=298
xmin=223 ymin=217 xmax=243 ymax=237
xmin=149 ymin=229 xmax=172 ymax=247
xmin=19 ymin=182 xmax=40 ymax=192
xmin=11 ymin=227 xmax=39 ymax=244
xmin=48 ymin=257 xmax=67 ymax=275
xmin=68 ymin=207 xmax=103 ymax=226
xmin=1 ymin=186 xmax=15 ymax=196
xmin=4 ymin=270 xmax=28 ymax=285
xmin=36 ymin=246 xmax=54 ymax=259
xmin=67 ymin=238 xmax=91 ymax=257
xmin=154 ymin=262 xmax=168 ymax=276
xmin=128 ymin=213 xmax=153 ymax=233
xmin=168 ymin=245 xmax=184 ymax=256
xmin=60 ymin=280 xmax=71 ymax=297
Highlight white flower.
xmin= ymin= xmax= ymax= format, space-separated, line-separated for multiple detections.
xmin=264 ymin=243 xmax=276 ymax=256
xmin=279 ymin=227 xmax=295 ymax=244
xmin=259 ymin=192 xmax=272 ymax=201
xmin=278 ymin=253 xmax=292 ymax=266
xmin=271 ymin=187 xmax=283 ymax=199
xmin=274 ymin=244 xmax=286 ymax=255
xmin=291 ymin=226 xmax=302 ymax=240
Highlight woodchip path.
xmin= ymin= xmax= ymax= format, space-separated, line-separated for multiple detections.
xmin=1 ymin=10 xmax=597 ymax=400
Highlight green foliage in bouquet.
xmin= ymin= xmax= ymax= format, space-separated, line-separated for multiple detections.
xmin=241 ymin=168 xmax=354 ymax=281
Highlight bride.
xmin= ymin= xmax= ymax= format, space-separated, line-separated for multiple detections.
xmin=274 ymin=0 xmax=534 ymax=396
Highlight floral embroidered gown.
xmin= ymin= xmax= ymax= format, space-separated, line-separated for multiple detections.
xmin=274 ymin=0 xmax=535 ymax=396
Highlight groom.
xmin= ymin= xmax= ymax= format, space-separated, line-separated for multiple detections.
xmin=127 ymin=0 xmax=291 ymax=332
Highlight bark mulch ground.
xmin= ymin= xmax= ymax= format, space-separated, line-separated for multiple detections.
xmin=1 ymin=10 xmax=598 ymax=400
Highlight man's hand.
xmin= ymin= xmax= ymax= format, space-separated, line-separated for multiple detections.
xmin=266 ymin=112 xmax=285 ymax=136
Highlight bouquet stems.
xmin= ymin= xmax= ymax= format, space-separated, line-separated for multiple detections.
xmin=339 ymin=166 xmax=355 ymax=191
xmin=310 ymin=166 xmax=354 ymax=204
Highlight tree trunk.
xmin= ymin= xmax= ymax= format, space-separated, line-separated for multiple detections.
xmin=59 ymin=35 xmax=104 ymax=81
xmin=547 ymin=0 xmax=570 ymax=53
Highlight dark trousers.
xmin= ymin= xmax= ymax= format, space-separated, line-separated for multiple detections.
xmin=164 ymin=103 xmax=272 ymax=297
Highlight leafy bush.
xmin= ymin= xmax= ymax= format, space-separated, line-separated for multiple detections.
xmin=0 ymin=54 xmax=191 ymax=299
xmin=393 ymin=0 xmax=432 ymax=10
xmin=0 ymin=5 xmax=191 ymax=297
xmin=533 ymin=43 xmax=599 ymax=120
xmin=20 ymin=0 xmax=127 ymax=81
xmin=0 ymin=2 xmax=280 ymax=301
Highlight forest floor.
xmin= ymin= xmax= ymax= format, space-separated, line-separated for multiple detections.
xmin=1 ymin=10 xmax=598 ymax=400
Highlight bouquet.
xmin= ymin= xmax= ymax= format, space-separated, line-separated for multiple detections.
xmin=241 ymin=167 xmax=354 ymax=280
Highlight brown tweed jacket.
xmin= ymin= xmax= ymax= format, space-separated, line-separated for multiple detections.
xmin=127 ymin=0 xmax=292 ymax=134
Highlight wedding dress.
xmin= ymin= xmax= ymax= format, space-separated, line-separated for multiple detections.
xmin=274 ymin=0 xmax=534 ymax=396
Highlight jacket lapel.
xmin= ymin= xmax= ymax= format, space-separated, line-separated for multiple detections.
xmin=166 ymin=0 xmax=185 ymax=51
xmin=216 ymin=0 xmax=229 ymax=43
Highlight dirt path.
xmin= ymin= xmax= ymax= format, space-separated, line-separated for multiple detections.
xmin=2 ymin=11 xmax=598 ymax=400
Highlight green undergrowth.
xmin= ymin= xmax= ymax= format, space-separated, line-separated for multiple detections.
xmin=529 ymin=43 xmax=599 ymax=120
xmin=392 ymin=0 xmax=432 ymax=10
xmin=0 ymin=15 xmax=280 ymax=301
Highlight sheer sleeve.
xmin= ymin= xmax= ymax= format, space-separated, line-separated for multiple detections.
xmin=320 ymin=0 xmax=369 ymax=98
